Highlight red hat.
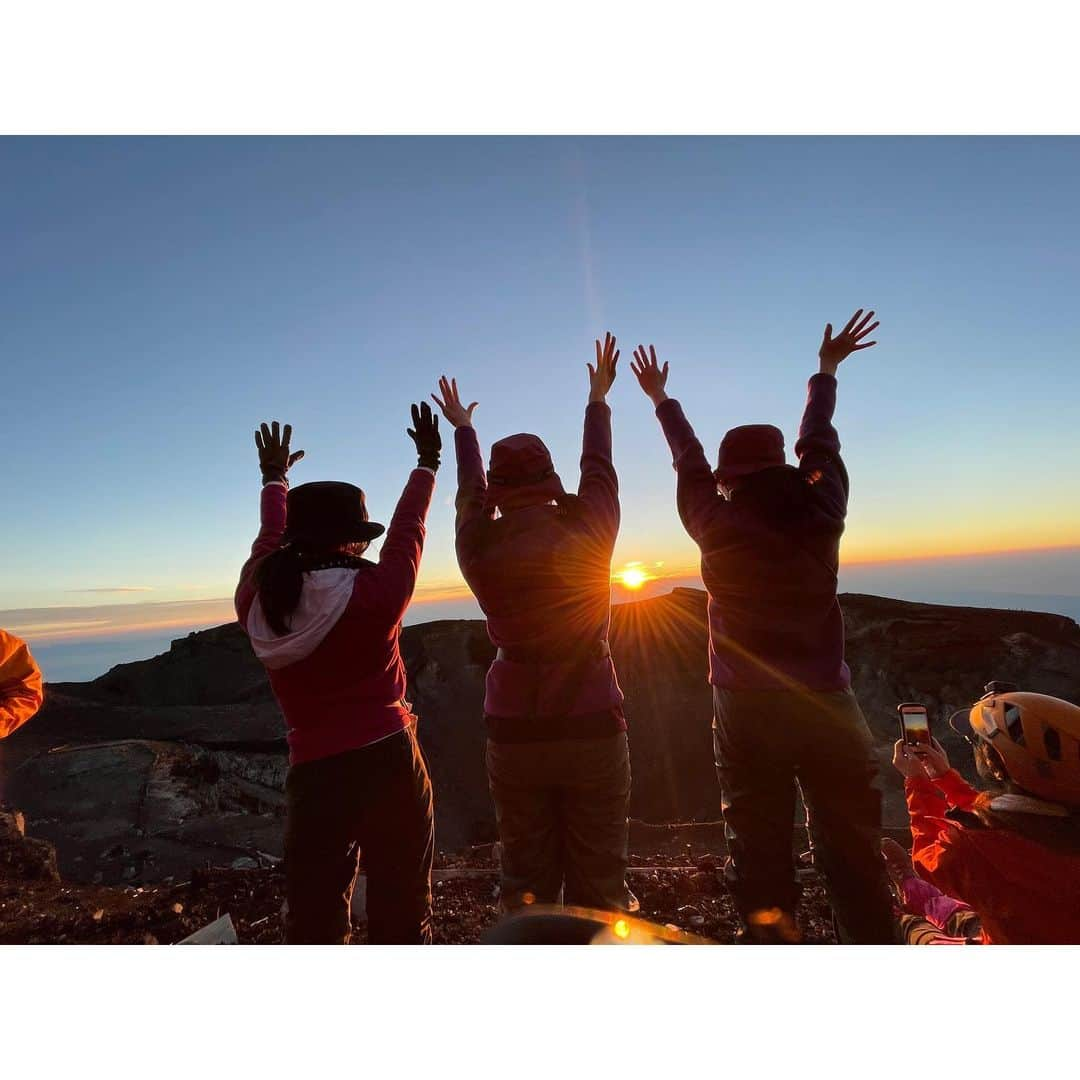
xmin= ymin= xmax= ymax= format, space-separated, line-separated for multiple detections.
xmin=483 ymin=434 xmax=566 ymax=515
xmin=714 ymin=424 xmax=786 ymax=483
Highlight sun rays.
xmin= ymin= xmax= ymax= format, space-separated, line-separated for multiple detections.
xmin=613 ymin=561 xmax=660 ymax=591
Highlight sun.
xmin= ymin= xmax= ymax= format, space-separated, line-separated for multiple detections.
xmin=615 ymin=563 xmax=650 ymax=590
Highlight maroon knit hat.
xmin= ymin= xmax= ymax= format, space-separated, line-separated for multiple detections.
xmin=714 ymin=424 xmax=786 ymax=483
xmin=483 ymin=434 xmax=566 ymax=514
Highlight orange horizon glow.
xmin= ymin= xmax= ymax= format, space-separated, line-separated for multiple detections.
xmin=841 ymin=540 xmax=1080 ymax=566
xmin=9 ymin=541 xmax=1077 ymax=646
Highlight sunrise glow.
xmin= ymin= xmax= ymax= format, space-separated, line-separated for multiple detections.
xmin=615 ymin=562 xmax=654 ymax=590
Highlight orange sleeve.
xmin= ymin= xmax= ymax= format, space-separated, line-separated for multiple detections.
xmin=934 ymin=769 xmax=981 ymax=811
xmin=906 ymin=773 xmax=985 ymax=905
xmin=905 ymin=776 xmax=952 ymax=861
xmin=0 ymin=630 xmax=44 ymax=739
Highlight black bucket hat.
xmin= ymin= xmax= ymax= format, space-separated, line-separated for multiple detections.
xmin=283 ymin=481 xmax=385 ymax=547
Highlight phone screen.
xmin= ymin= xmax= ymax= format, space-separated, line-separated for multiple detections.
xmin=900 ymin=706 xmax=931 ymax=747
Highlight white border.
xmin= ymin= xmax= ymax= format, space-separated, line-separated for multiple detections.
xmin=2 ymin=1 xmax=1078 ymax=134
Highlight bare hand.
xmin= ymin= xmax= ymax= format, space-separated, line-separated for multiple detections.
xmin=588 ymin=332 xmax=619 ymax=403
xmin=255 ymin=421 xmax=305 ymax=484
xmin=431 ymin=376 xmax=478 ymax=429
xmin=892 ymin=739 xmax=929 ymax=780
xmin=819 ymin=309 xmax=879 ymax=375
xmin=913 ymin=737 xmax=951 ymax=779
xmin=630 ymin=344 xmax=669 ymax=406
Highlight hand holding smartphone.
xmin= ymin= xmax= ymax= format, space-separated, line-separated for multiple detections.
xmin=897 ymin=703 xmax=932 ymax=748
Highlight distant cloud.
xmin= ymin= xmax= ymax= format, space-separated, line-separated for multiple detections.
xmin=9 ymin=619 xmax=112 ymax=635
xmin=3 ymin=597 xmax=235 ymax=643
xmin=65 ymin=587 xmax=154 ymax=594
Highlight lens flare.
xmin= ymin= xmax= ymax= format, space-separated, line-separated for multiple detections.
xmin=615 ymin=562 xmax=653 ymax=590
xmin=613 ymin=918 xmax=631 ymax=939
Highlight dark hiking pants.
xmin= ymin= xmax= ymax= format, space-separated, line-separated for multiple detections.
xmin=712 ymin=687 xmax=897 ymax=944
xmin=486 ymin=732 xmax=632 ymax=913
xmin=284 ymin=725 xmax=434 ymax=944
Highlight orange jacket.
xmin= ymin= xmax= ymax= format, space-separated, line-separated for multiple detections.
xmin=0 ymin=629 xmax=44 ymax=739
xmin=907 ymin=770 xmax=1080 ymax=944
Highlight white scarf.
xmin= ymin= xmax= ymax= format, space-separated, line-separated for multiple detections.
xmin=246 ymin=568 xmax=358 ymax=670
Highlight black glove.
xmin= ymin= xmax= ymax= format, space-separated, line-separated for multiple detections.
xmin=256 ymin=421 xmax=305 ymax=485
xmin=407 ymin=402 xmax=442 ymax=471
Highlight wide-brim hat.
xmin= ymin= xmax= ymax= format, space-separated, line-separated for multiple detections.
xmin=483 ymin=433 xmax=566 ymax=514
xmin=284 ymin=481 xmax=385 ymax=547
xmin=714 ymin=424 xmax=786 ymax=483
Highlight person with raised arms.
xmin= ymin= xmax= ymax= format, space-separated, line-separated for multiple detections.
xmin=235 ymin=409 xmax=441 ymax=944
xmin=631 ymin=312 xmax=895 ymax=943
xmin=432 ymin=333 xmax=633 ymax=915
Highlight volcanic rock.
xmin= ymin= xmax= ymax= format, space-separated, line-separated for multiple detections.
xmin=1 ymin=589 xmax=1077 ymax=884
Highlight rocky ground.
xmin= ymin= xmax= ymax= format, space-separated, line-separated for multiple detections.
xmin=6 ymin=589 xmax=1077 ymax=886
xmin=0 ymin=857 xmax=839 ymax=946
xmin=1 ymin=808 xmax=842 ymax=944
xmin=3 ymin=588 xmax=1076 ymax=944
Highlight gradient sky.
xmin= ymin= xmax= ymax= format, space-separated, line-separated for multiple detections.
xmin=3 ymin=137 xmax=1079 ymax=662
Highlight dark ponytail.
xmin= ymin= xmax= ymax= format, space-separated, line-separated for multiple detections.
xmin=255 ymin=545 xmax=305 ymax=636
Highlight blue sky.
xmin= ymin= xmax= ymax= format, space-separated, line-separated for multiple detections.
xmin=3 ymin=137 xmax=1079 ymax=674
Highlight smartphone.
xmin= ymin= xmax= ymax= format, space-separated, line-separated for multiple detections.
xmin=897 ymin=702 xmax=932 ymax=748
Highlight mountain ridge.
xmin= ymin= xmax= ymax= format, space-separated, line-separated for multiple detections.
xmin=3 ymin=588 xmax=1078 ymax=885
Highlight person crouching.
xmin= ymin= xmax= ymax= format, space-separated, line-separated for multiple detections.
xmin=892 ymin=686 xmax=1080 ymax=944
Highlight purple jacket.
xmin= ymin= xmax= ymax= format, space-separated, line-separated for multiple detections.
xmin=453 ymin=402 xmax=625 ymax=721
xmin=657 ymin=374 xmax=851 ymax=691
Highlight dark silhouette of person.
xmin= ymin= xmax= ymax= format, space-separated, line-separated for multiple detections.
xmin=432 ymin=333 xmax=633 ymax=914
xmin=235 ymin=410 xmax=441 ymax=944
xmin=631 ymin=311 xmax=895 ymax=943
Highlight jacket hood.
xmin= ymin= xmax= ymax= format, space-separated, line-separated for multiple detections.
xmin=246 ymin=567 xmax=358 ymax=670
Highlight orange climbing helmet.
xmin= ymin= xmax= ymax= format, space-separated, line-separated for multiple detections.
xmin=952 ymin=682 xmax=1080 ymax=807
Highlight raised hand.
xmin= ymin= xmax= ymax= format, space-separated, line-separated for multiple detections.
xmin=588 ymin=332 xmax=619 ymax=404
xmin=630 ymin=344 xmax=669 ymax=406
xmin=891 ymin=739 xmax=930 ymax=780
xmin=819 ymin=309 xmax=879 ymax=375
xmin=255 ymin=421 xmax=305 ymax=485
xmin=913 ymin=737 xmax=951 ymax=779
xmin=431 ymin=376 xmax=478 ymax=429
xmin=407 ymin=401 xmax=442 ymax=471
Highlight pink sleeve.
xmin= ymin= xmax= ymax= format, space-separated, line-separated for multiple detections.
xmin=349 ymin=468 xmax=436 ymax=625
xmin=235 ymin=481 xmax=288 ymax=626
xmin=655 ymin=398 xmax=727 ymax=544
xmin=454 ymin=425 xmax=488 ymax=535
xmin=576 ymin=402 xmax=619 ymax=539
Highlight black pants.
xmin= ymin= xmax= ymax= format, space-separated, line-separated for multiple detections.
xmin=284 ymin=725 xmax=434 ymax=944
xmin=712 ymin=686 xmax=897 ymax=944
xmin=486 ymin=732 xmax=632 ymax=913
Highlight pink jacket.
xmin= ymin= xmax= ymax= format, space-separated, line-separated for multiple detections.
xmin=235 ymin=471 xmax=435 ymax=765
